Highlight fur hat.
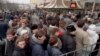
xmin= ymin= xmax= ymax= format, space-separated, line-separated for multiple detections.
xmin=66 ymin=25 xmax=76 ymax=32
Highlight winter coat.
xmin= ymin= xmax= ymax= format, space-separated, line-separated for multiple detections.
xmin=60 ymin=33 xmax=76 ymax=54
xmin=0 ymin=40 xmax=5 ymax=56
xmin=0 ymin=22 xmax=9 ymax=39
xmin=30 ymin=35 xmax=49 ymax=56
xmin=48 ymin=45 xmax=62 ymax=56
xmin=0 ymin=39 xmax=15 ymax=56
xmin=12 ymin=46 xmax=26 ymax=56
xmin=31 ymin=14 xmax=40 ymax=25
xmin=42 ymin=35 xmax=50 ymax=50
xmin=25 ymin=41 xmax=32 ymax=56
xmin=86 ymin=24 xmax=99 ymax=51
xmin=95 ymin=26 xmax=100 ymax=34
xmin=75 ymin=27 xmax=90 ymax=50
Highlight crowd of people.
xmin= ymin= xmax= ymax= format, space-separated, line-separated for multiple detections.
xmin=0 ymin=10 xmax=100 ymax=56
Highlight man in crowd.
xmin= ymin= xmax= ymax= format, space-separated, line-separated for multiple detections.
xmin=0 ymin=15 xmax=9 ymax=39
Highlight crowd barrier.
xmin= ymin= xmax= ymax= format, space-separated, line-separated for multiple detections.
xmin=60 ymin=42 xmax=100 ymax=56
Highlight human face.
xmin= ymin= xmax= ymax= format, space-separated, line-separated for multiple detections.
xmin=17 ymin=41 xmax=26 ymax=49
xmin=59 ymin=22 xmax=66 ymax=28
xmin=38 ymin=35 xmax=46 ymax=44
xmin=13 ymin=19 xmax=18 ymax=23
xmin=6 ymin=34 xmax=14 ymax=41
xmin=32 ymin=29 xmax=38 ymax=34
xmin=46 ymin=20 xmax=51 ymax=25
xmin=69 ymin=31 xmax=76 ymax=35
xmin=23 ymin=32 xmax=29 ymax=39
xmin=40 ymin=19 xmax=43 ymax=24
xmin=21 ymin=22 xmax=27 ymax=28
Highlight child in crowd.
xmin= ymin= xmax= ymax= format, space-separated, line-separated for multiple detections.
xmin=13 ymin=37 xmax=26 ymax=56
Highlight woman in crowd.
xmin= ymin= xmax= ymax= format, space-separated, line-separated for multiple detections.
xmin=20 ymin=29 xmax=32 ymax=56
xmin=16 ymin=17 xmax=31 ymax=36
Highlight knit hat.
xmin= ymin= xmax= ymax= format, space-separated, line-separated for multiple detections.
xmin=20 ymin=30 xmax=28 ymax=36
xmin=66 ymin=25 xmax=76 ymax=32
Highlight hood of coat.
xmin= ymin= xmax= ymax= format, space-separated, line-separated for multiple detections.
xmin=87 ymin=29 xmax=97 ymax=37
xmin=87 ymin=24 xmax=98 ymax=37
xmin=88 ymin=24 xmax=96 ymax=31
xmin=31 ymin=34 xmax=42 ymax=45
